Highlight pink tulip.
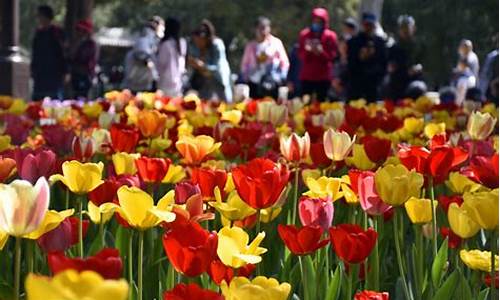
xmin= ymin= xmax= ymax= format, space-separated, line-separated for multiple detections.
xmin=11 ymin=148 xmax=56 ymax=184
xmin=280 ymin=132 xmax=311 ymax=162
xmin=298 ymin=196 xmax=334 ymax=231
xmin=37 ymin=218 xmax=72 ymax=253
xmin=175 ymin=181 xmax=201 ymax=204
xmin=358 ymin=171 xmax=392 ymax=216
xmin=0 ymin=177 xmax=50 ymax=236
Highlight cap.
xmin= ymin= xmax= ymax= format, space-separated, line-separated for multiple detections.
xmin=362 ymin=12 xmax=377 ymax=24
xmin=398 ymin=15 xmax=415 ymax=27
xmin=76 ymin=20 xmax=93 ymax=33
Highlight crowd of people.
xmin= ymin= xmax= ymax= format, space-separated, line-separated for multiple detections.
xmin=30 ymin=5 xmax=499 ymax=104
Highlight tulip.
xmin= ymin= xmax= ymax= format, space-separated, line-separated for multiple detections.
xmin=403 ymin=117 xmax=424 ymax=134
xmin=105 ymin=186 xmax=176 ymax=230
xmin=0 ymin=156 xmax=16 ymax=183
xmin=346 ymin=144 xmax=377 ymax=170
xmin=374 ymin=164 xmax=424 ymax=206
xmin=82 ymin=101 xmax=103 ymax=118
xmin=88 ymin=178 xmax=121 ymax=206
xmin=135 ymin=156 xmax=170 ymax=183
xmin=0 ymin=177 xmax=49 ymax=237
xmin=87 ymin=201 xmax=115 ymax=224
xmin=162 ymin=220 xmax=218 ymax=277
xmin=310 ymin=142 xmax=332 ymax=167
xmin=397 ymin=145 xmax=430 ymax=174
xmin=438 ymin=195 xmax=464 ymax=213
xmin=221 ymin=109 xmax=243 ymax=125
xmin=42 ymin=124 xmax=75 ymax=155
xmin=329 ymin=224 xmax=378 ymax=264
xmin=278 ymin=224 xmax=329 ymax=256
xmin=468 ymin=154 xmax=499 ymax=189
xmin=404 ymin=197 xmax=437 ymax=224
xmin=217 ymin=226 xmax=267 ymax=268
xmin=162 ymin=164 xmax=187 ymax=184
xmin=357 ymin=171 xmax=392 ymax=216
xmin=298 ymin=196 xmax=334 ymax=231
xmin=280 ymin=132 xmax=311 ymax=162
xmin=447 ymin=203 xmax=481 ymax=239
xmin=467 ymin=111 xmax=496 ymax=140
xmin=362 ymin=135 xmax=392 ymax=164
xmin=23 ymin=209 xmax=74 ymax=240
xmin=460 ymin=250 xmax=499 ymax=272
xmin=221 ymin=276 xmax=291 ymax=300
xmin=440 ymin=227 xmax=463 ymax=249
xmin=112 ymin=152 xmax=140 ymax=175
xmin=323 ymin=109 xmax=345 ymax=129
xmin=48 ymin=248 xmax=123 ymax=279
xmin=49 ymin=160 xmax=104 ymax=194
xmin=256 ymin=101 xmax=288 ymax=126
xmin=191 ymin=168 xmax=227 ymax=200
xmin=323 ymin=129 xmax=356 ymax=161
xmin=25 ymin=270 xmax=129 ymax=300
xmin=209 ymin=188 xmax=256 ymax=223
xmin=110 ymin=123 xmax=140 ymax=153
xmin=164 ymin=283 xmax=224 ymax=300
xmin=303 ymin=176 xmax=342 ymax=200
xmin=355 ymin=290 xmax=390 ymax=300
xmin=72 ymin=135 xmax=95 ymax=162
xmin=232 ymin=158 xmax=289 ymax=209
xmin=174 ymin=181 xmax=201 ymax=204
xmin=445 ymin=172 xmax=483 ymax=194
xmin=462 ymin=189 xmax=499 ymax=230
xmin=36 ymin=217 xmax=72 ymax=253
xmin=176 ymin=135 xmax=221 ymax=165
xmin=208 ymin=258 xmax=256 ymax=285
xmin=137 ymin=109 xmax=167 ymax=138
xmin=12 ymin=148 xmax=56 ymax=184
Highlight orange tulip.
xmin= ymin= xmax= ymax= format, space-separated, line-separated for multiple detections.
xmin=137 ymin=110 xmax=167 ymax=138
xmin=176 ymin=135 xmax=221 ymax=165
xmin=0 ymin=157 xmax=16 ymax=183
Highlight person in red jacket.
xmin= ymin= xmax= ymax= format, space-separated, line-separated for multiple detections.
xmin=298 ymin=7 xmax=338 ymax=102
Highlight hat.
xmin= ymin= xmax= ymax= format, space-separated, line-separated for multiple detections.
xmin=362 ymin=12 xmax=377 ymax=24
xmin=343 ymin=17 xmax=357 ymax=29
xmin=76 ymin=20 xmax=93 ymax=33
xmin=398 ymin=15 xmax=415 ymax=27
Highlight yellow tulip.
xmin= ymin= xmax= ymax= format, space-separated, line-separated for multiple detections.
xmin=467 ymin=111 xmax=497 ymax=140
xmin=82 ymin=102 xmax=103 ymax=119
xmin=50 ymin=161 xmax=104 ymax=194
xmin=323 ymin=129 xmax=356 ymax=161
xmin=210 ymin=187 xmax=256 ymax=221
xmin=424 ymin=122 xmax=446 ymax=139
xmin=162 ymin=164 xmax=186 ymax=184
xmin=175 ymin=135 xmax=221 ymax=165
xmin=447 ymin=203 xmax=480 ymax=239
xmin=23 ymin=209 xmax=74 ymax=240
xmin=303 ymin=176 xmax=342 ymax=200
xmin=301 ymin=169 xmax=321 ymax=184
xmin=445 ymin=172 xmax=483 ymax=194
xmin=375 ymin=164 xmax=424 ymax=206
xmin=345 ymin=144 xmax=377 ymax=171
xmin=339 ymin=175 xmax=358 ymax=204
xmin=221 ymin=276 xmax=291 ymax=300
xmin=87 ymin=202 xmax=115 ymax=224
xmin=462 ymin=189 xmax=499 ymax=230
xmin=259 ymin=207 xmax=282 ymax=223
xmin=403 ymin=117 xmax=424 ymax=135
xmin=25 ymin=270 xmax=128 ymax=300
xmin=0 ymin=135 xmax=12 ymax=152
xmin=7 ymin=99 xmax=28 ymax=115
xmin=460 ymin=250 xmax=499 ymax=272
xmin=150 ymin=137 xmax=172 ymax=152
xmin=0 ymin=231 xmax=8 ymax=250
xmin=112 ymin=152 xmax=140 ymax=175
xmin=103 ymin=186 xmax=176 ymax=230
xmin=224 ymin=173 xmax=236 ymax=193
xmin=217 ymin=226 xmax=267 ymax=268
xmin=177 ymin=119 xmax=193 ymax=136
xmin=221 ymin=110 xmax=243 ymax=125
xmin=404 ymin=197 xmax=437 ymax=224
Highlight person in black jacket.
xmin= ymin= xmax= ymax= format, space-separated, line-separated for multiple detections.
xmin=31 ymin=5 xmax=67 ymax=100
xmin=346 ymin=13 xmax=387 ymax=102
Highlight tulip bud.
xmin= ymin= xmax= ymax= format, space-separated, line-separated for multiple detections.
xmin=279 ymin=132 xmax=310 ymax=162
xmin=467 ymin=111 xmax=497 ymax=140
xmin=72 ymin=135 xmax=95 ymax=162
xmin=323 ymin=128 xmax=356 ymax=161
xmin=298 ymin=196 xmax=334 ymax=231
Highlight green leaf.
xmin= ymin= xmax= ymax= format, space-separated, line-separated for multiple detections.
xmin=456 ymin=271 xmax=473 ymax=300
xmin=302 ymin=255 xmax=317 ymax=300
xmin=477 ymin=288 xmax=489 ymax=300
xmin=432 ymin=238 xmax=449 ymax=288
xmin=325 ymin=264 xmax=342 ymax=300
xmin=432 ymin=270 xmax=459 ymax=300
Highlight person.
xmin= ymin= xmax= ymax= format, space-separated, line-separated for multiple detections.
xmin=240 ymin=17 xmax=289 ymax=99
xmin=31 ymin=5 xmax=66 ymax=100
xmin=478 ymin=47 xmax=499 ymax=103
xmin=341 ymin=17 xmax=358 ymax=41
xmin=453 ymin=58 xmax=476 ymax=106
xmin=297 ymin=7 xmax=338 ymax=102
xmin=286 ymin=42 xmax=302 ymax=98
xmin=123 ymin=18 xmax=163 ymax=93
xmin=457 ymin=39 xmax=480 ymax=78
xmin=346 ymin=12 xmax=387 ymax=102
xmin=385 ymin=15 xmax=424 ymax=100
xmin=157 ymin=17 xmax=187 ymax=97
xmin=187 ymin=20 xmax=232 ymax=102
xmin=68 ymin=20 xmax=98 ymax=99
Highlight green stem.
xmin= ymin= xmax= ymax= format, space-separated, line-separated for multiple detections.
xmin=345 ymin=263 xmax=353 ymax=300
xmin=14 ymin=237 xmax=21 ymax=300
xmin=394 ymin=209 xmax=411 ymax=300
xmin=291 ymin=165 xmax=300 ymax=225
xmin=78 ymin=196 xmax=84 ymax=258
xmin=373 ymin=216 xmax=380 ymax=291
xmin=428 ymin=176 xmax=438 ymax=258
xmin=26 ymin=239 xmax=34 ymax=274
xmin=138 ymin=230 xmax=144 ymax=300
xmin=414 ymin=225 xmax=424 ymax=300
xmin=255 ymin=209 xmax=261 ymax=275
xmin=491 ymin=230 xmax=497 ymax=300
xmin=99 ymin=214 xmax=105 ymax=248
xmin=299 ymin=256 xmax=309 ymax=300
xmin=65 ymin=189 xmax=70 ymax=210
xmin=128 ymin=230 xmax=134 ymax=300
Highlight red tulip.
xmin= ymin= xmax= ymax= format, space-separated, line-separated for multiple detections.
xmin=357 ymin=171 xmax=392 ymax=216
xmin=88 ymin=178 xmax=121 ymax=206
xmin=48 ymin=248 xmax=123 ymax=279
xmin=37 ymin=218 xmax=72 ymax=253
xmin=329 ymin=224 xmax=378 ymax=264
xmin=110 ymin=123 xmax=140 ymax=153
xmin=171 ymin=194 xmax=214 ymax=224
xmin=191 ymin=168 xmax=227 ymax=200
xmin=174 ymin=181 xmax=201 ymax=204
xmin=484 ymin=272 xmax=499 ymax=289
xmin=348 ymin=169 xmax=363 ymax=194
xmin=135 ymin=156 xmax=170 ymax=183
xmin=354 ymin=290 xmax=390 ymax=300
xmin=310 ymin=142 xmax=332 ymax=168
xmin=398 ymin=145 xmax=430 ymax=174
xmin=438 ymin=195 xmax=463 ymax=213
xmin=2 ymin=114 xmax=32 ymax=145
xmin=345 ymin=106 xmax=367 ymax=129
xmin=42 ymin=124 xmax=76 ymax=155
xmin=69 ymin=217 xmax=89 ymax=245
xmin=467 ymin=154 xmax=499 ymax=188
xmin=224 ymin=127 xmax=261 ymax=148
xmin=163 ymin=220 xmax=218 ymax=277
xmin=298 ymin=196 xmax=334 ymax=231
xmin=278 ymin=224 xmax=329 ymax=256
xmin=163 ymin=283 xmax=224 ymax=300
xmin=440 ymin=227 xmax=462 ymax=249
xmin=207 ymin=258 xmax=255 ymax=285
xmin=72 ymin=136 xmax=95 ymax=162
xmin=362 ymin=136 xmax=392 ymax=164
xmin=232 ymin=158 xmax=290 ymax=209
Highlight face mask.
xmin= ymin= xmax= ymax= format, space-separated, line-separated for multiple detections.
xmin=311 ymin=23 xmax=323 ymax=33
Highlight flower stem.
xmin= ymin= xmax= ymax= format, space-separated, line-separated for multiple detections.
xmin=373 ymin=216 xmax=380 ymax=291
xmin=14 ymin=237 xmax=21 ymax=300
xmin=291 ymin=165 xmax=300 ymax=225
xmin=345 ymin=263 xmax=353 ymax=300
xmin=299 ymin=256 xmax=309 ymax=300
xmin=99 ymin=214 xmax=105 ymax=248
xmin=26 ymin=239 xmax=34 ymax=274
xmin=414 ymin=225 xmax=424 ymax=300
xmin=394 ymin=209 xmax=411 ymax=300
xmin=138 ymin=230 xmax=144 ymax=300
xmin=428 ymin=176 xmax=438 ymax=258
xmin=491 ymin=230 xmax=497 ymax=300
xmin=255 ymin=209 xmax=261 ymax=275
xmin=128 ymin=230 xmax=134 ymax=300
xmin=78 ymin=196 xmax=84 ymax=258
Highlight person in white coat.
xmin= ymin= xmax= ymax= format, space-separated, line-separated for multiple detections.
xmin=157 ymin=17 xmax=187 ymax=97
